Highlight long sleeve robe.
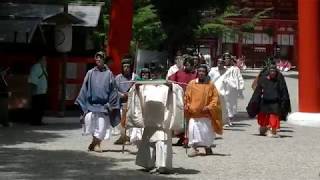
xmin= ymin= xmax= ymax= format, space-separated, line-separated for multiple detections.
xmin=209 ymin=66 xmax=244 ymax=118
xmin=247 ymin=72 xmax=291 ymax=120
xmin=75 ymin=67 xmax=120 ymax=127
xmin=168 ymin=70 xmax=197 ymax=91
xmin=184 ymin=79 xmax=223 ymax=135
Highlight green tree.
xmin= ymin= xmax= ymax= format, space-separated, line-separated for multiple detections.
xmin=150 ymin=0 xmax=232 ymax=54
xmin=195 ymin=6 xmax=273 ymax=37
xmin=64 ymin=0 xmax=270 ymax=55
xmin=132 ymin=4 xmax=166 ymax=50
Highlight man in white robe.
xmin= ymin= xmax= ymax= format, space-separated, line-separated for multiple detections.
xmin=209 ymin=58 xmax=244 ymax=126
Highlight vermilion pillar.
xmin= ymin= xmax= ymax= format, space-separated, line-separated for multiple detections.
xmin=298 ymin=0 xmax=320 ymax=112
xmin=236 ymin=34 xmax=243 ymax=58
xmin=107 ymin=0 xmax=133 ymax=75
xmin=282 ymin=0 xmax=320 ymax=127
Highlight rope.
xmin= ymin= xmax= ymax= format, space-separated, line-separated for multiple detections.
xmin=119 ymin=80 xmax=189 ymax=86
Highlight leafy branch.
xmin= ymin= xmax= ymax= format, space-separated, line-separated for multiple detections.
xmin=132 ymin=4 xmax=166 ymax=50
xmin=196 ymin=6 xmax=273 ymax=38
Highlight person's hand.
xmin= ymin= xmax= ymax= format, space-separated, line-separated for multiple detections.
xmin=110 ymin=109 xmax=118 ymax=119
xmin=184 ymin=104 xmax=190 ymax=111
xmin=80 ymin=113 xmax=86 ymax=124
xmin=122 ymin=93 xmax=128 ymax=101
xmin=202 ymin=106 xmax=210 ymax=113
xmin=165 ymin=81 xmax=173 ymax=90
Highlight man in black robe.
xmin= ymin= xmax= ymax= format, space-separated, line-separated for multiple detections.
xmin=247 ymin=64 xmax=291 ymax=137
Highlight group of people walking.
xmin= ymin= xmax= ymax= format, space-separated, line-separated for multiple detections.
xmin=75 ymin=51 xmax=291 ymax=174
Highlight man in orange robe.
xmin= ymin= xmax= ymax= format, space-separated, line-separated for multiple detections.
xmin=184 ymin=64 xmax=223 ymax=157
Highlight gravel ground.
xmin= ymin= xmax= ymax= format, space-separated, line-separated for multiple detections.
xmin=1 ymin=70 xmax=319 ymax=180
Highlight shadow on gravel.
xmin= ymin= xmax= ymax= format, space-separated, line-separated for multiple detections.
xmin=31 ymin=123 xmax=81 ymax=131
xmin=0 ymin=127 xmax=63 ymax=146
xmin=138 ymin=167 xmax=200 ymax=176
xmin=233 ymin=112 xmax=253 ymax=121
xmin=279 ymin=135 xmax=293 ymax=138
xmin=230 ymin=123 xmax=252 ymax=127
xmin=103 ymin=149 xmax=132 ymax=153
xmin=172 ymin=167 xmax=200 ymax=175
xmin=242 ymin=74 xmax=257 ymax=79
xmin=278 ymin=129 xmax=295 ymax=133
xmin=211 ymin=153 xmax=231 ymax=157
xmin=0 ymin=123 xmax=80 ymax=146
xmin=223 ymin=128 xmax=246 ymax=132
xmin=251 ymin=134 xmax=293 ymax=138
xmin=198 ymin=152 xmax=231 ymax=157
xmin=0 ymin=147 xmax=186 ymax=180
xmin=280 ymin=126 xmax=294 ymax=129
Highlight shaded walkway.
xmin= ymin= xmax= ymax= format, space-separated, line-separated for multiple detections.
xmin=0 ymin=123 xmax=191 ymax=180
xmin=0 ymin=148 xmax=185 ymax=180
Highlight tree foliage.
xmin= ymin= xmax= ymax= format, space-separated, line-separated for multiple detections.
xmin=132 ymin=4 xmax=166 ymax=50
xmin=150 ymin=0 xmax=232 ymax=52
xmin=196 ymin=6 xmax=273 ymax=39
xmin=196 ymin=6 xmax=242 ymax=38
xmin=240 ymin=7 xmax=273 ymax=32
xmin=62 ymin=0 xmax=271 ymax=53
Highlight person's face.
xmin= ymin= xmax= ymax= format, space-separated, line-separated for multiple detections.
xmin=269 ymin=69 xmax=277 ymax=79
xmin=122 ymin=64 xmax=131 ymax=75
xmin=95 ymin=56 xmax=104 ymax=67
xmin=141 ymin=72 xmax=150 ymax=80
xmin=225 ymin=57 xmax=231 ymax=66
xmin=193 ymin=58 xmax=199 ymax=66
xmin=175 ymin=57 xmax=184 ymax=68
xmin=217 ymin=60 xmax=225 ymax=69
xmin=150 ymin=73 xmax=157 ymax=79
xmin=40 ymin=57 xmax=47 ymax=67
xmin=184 ymin=62 xmax=193 ymax=72
xmin=197 ymin=67 xmax=207 ymax=81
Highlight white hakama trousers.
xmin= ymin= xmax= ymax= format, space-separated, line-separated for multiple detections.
xmin=224 ymin=88 xmax=239 ymax=118
xmin=83 ymin=112 xmax=112 ymax=140
xmin=130 ymin=128 xmax=144 ymax=144
xmin=136 ymin=128 xmax=172 ymax=170
xmin=188 ymin=117 xmax=215 ymax=148
xmin=218 ymin=94 xmax=230 ymax=125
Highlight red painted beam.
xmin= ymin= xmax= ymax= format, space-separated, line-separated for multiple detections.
xmin=298 ymin=0 xmax=320 ymax=112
